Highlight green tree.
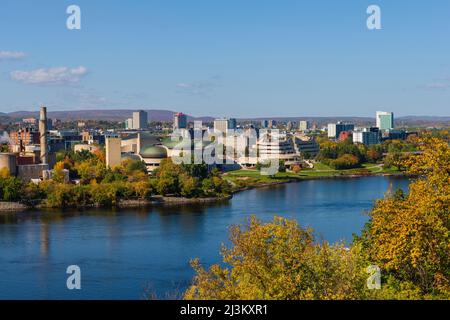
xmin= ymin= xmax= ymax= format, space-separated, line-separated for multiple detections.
xmin=0 ymin=176 xmax=23 ymax=201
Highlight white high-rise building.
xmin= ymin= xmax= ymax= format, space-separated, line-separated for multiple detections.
xmin=376 ymin=111 xmax=394 ymax=131
xmin=299 ymin=120 xmax=310 ymax=131
xmin=327 ymin=123 xmax=337 ymax=138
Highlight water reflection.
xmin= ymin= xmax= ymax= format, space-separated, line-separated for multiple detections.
xmin=40 ymin=223 xmax=49 ymax=257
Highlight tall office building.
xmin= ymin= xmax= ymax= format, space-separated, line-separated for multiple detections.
xmin=132 ymin=110 xmax=148 ymax=130
xmin=328 ymin=122 xmax=354 ymax=138
xmin=261 ymin=120 xmax=269 ymax=128
xmin=214 ymin=118 xmax=236 ymax=135
xmin=299 ymin=120 xmax=310 ymax=131
xmin=376 ymin=111 xmax=394 ymax=131
xmin=173 ymin=112 xmax=187 ymax=130
xmin=125 ymin=118 xmax=133 ymax=130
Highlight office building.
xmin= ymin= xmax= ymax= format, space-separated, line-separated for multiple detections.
xmin=173 ymin=112 xmax=188 ymax=130
xmin=298 ymin=120 xmax=310 ymax=131
xmin=9 ymin=128 xmax=40 ymax=146
xmin=258 ymin=133 xmax=300 ymax=168
xmin=376 ymin=111 xmax=394 ymax=131
xmin=293 ymin=135 xmax=320 ymax=157
xmin=383 ymin=129 xmax=408 ymax=141
xmin=353 ymin=127 xmax=380 ymax=146
xmin=214 ymin=118 xmax=237 ymax=135
xmin=132 ymin=110 xmax=148 ymax=130
xmin=125 ymin=118 xmax=134 ymax=130
xmin=328 ymin=122 xmax=355 ymax=139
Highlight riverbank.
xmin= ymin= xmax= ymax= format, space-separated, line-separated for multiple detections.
xmin=0 ymin=202 xmax=28 ymax=212
xmin=224 ymin=166 xmax=412 ymax=193
xmin=0 ymin=194 xmax=233 ymax=213
xmin=0 ymin=168 xmax=411 ymax=214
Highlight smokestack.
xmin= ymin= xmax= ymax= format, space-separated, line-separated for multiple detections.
xmin=39 ymin=105 xmax=48 ymax=165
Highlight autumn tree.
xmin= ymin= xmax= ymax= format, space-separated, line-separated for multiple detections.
xmin=0 ymin=168 xmax=23 ymax=202
xmin=356 ymin=137 xmax=450 ymax=298
xmin=291 ymin=165 xmax=302 ymax=174
xmin=185 ymin=216 xmax=367 ymax=300
xmin=52 ymin=161 xmax=67 ymax=183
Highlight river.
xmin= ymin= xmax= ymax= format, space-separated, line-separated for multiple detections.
xmin=0 ymin=175 xmax=410 ymax=299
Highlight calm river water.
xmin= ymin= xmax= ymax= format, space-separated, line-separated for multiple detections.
xmin=0 ymin=176 xmax=410 ymax=299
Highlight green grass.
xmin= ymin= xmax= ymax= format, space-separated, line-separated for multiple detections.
xmin=224 ymin=162 xmax=403 ymax=192
xmin=312 ymin=162 xmax=333 ymax=171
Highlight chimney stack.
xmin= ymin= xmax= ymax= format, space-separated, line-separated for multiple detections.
xmin=39 ymin=105 xmax=48 ymax=165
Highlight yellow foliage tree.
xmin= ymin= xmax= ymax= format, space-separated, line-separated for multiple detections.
xmin=185 ymin=216 xmax=367 ymax=300
xmin=358 ymin=136 xmax=450 ymax=297
xmin=0 ymin=167 xmax=10 ymax=179
xmin=52 ymin=161 xmax=67 ymax=183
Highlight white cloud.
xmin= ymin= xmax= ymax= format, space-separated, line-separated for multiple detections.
xmin=423 ymin=82 xmax=450 ymax=90
xmin=176 ymin=83 xmax=192 ymax=88
xmin=176 ymin=76 xmax=221 ymax=96
xmin=0 ymin=51 xmax=26 ymax=60
xmin=10 ymin=66 xmax=88 ymax=85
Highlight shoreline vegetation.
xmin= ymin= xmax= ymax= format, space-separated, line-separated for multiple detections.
xmin=0 ymin=130 xmax=431 ymax=214
xmin=0 ymin=165 xmax=410 ymax=213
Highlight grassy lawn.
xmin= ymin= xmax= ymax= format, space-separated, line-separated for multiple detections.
xmin=225 ymin=169 xmax=297 ymax=182
xmin=311 ymin=162 xmax=333 ymax=171
xmin=224 ymin=163 xmax=402 ymax=188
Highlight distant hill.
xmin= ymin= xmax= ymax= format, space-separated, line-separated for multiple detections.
xmin=1 ymin=109 xmax=448 ymax=127
xmin=6 ymin=109 xmax=214 ymax=122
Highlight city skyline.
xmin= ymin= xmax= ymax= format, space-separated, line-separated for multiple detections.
xmin=1 ymin=1 xmax=450 ymax=117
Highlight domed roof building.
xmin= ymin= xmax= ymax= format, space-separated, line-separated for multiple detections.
xmin=140 ymin=145 xmax=168 ymax=159
xmin=119 ymin=132 xmax=215 ymax=173
xmin=119 ymin=132 xmax=170 ymax=171
xmin=121 ymin=153 xmax=142 ymax=162
xmin=138 ymin=144 xmax=170 ymax=171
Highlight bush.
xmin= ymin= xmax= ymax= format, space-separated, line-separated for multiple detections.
xmin=325 ymin=154 xmax=360 ymax=170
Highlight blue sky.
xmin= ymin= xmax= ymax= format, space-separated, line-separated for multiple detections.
xmin=0 ymin=0 xmax=450 ymax=117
